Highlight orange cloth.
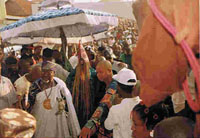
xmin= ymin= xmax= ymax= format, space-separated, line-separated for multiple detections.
xmin=132 ymin=0 xmax=199 ymax=107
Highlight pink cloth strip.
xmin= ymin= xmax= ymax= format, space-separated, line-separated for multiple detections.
xmin=149 ymin=0 xmax=200 ymax=112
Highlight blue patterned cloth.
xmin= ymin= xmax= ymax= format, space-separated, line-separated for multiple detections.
xmin=0 ymin=7 xmax=117 ymax=32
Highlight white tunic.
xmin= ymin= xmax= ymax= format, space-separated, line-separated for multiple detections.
xmin=14 ymin=74 xmax=31 ymax=96
xmin=31 ymin=77 xmax=80 ymax=138
xmin=104 ymin=97 xmax=141 ymax=138
xmin=0 ymin=76 xmax=18 ymax=109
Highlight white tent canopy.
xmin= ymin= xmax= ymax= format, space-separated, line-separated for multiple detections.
xmin=6 ymin=31 xmax=108 ymax=45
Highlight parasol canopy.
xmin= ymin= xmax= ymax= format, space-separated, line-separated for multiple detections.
xmin=0 ymin=7 xmax=118 ymax=42
xmin=5 ymin=30 xmax=108 ymax=45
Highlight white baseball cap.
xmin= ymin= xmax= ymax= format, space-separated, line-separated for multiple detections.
xmin=113 ymin=68 xmax=137 ymax=86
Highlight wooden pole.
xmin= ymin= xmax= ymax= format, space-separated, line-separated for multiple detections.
xmin=60 ymin=27 xmax=67 ymax=62
xmin=60 ymin=27 xmax=73 ymax=72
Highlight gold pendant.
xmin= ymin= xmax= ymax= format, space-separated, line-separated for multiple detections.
xmin=43 ymin=99 xmax=52 ymax=110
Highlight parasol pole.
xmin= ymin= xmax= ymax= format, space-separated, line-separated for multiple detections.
xmin=60 ymin=27 xmax=72 ymax=72
xmin=0 ymin=36 xmax=5 ymax=52
xmin=60 ymin=27 xmax=67 ymax=62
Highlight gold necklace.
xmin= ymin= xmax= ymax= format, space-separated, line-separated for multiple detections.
xmin=42 ymin=81 xmax=53 ymax=110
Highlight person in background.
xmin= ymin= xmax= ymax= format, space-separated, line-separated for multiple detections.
xmin=0 ymin=46 xmax=8 ymax=77
xmin=66 ymin=43 xmax=96 ymax=128
xmin=52 ymin=49 xmax=64 ymax=67
xmin=93 ymin=46 xmax=107 ymax=68
xmin=131 ymin=101 xmax=170 ymax=138
xmin=21 ymin=47 xmax=29 ymax=57
xmin=153 ymin=116 xmax=194 ymax=138
xmin=21 ymin=45 xmax=34 ymax=57
xmin=33 ymin=46 xmax=42 ymax=63
xmin=120 ymin=41 xmax=133 ymax=69
xmin=103 ymin=49 xmax=127 ymax=74
xmin=85 ymin=45 xmax=96 ymax=69
xmin=108 ymin=35 xmax=116 ymax=47
xmin=104 ymin=68 xmax=141 ymax=138
xmin=42 ymin=48 xmax=69 ymax=82
xmin=15 ymin=64 xmax=41 ymax=110
xmin=18 ymin=55 xmax=34 ymax=76
xmin=79 ymin=60 xmax=117 ymax=138
xmin=0 ymin=63 xmax=18 ymax=109
xmin=112 ymin=43 xmax=122 ymax=61
xmin=5 ymin=56 xmax=20 ymax=84
xmin=34 ymin=46 xmax=42 ymax=56
xmin=26 ymin=45 xmax=35 ymax=57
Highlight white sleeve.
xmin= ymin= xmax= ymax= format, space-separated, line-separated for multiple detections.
xmin=55 ymin=65 xmax=69 ymax=82
xmin=61 ymin=84 xmax=80 ymax=137
xmin=14 ymin=76 xmax=31 ymax=96
xmin=104 ymin=107 xmax=115 ymax=130
xmin=7 ymin=79 xmax=18 ymax=106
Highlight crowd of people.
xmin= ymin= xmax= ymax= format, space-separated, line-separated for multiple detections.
xmin=0 ymin=15 xmax=197 ymax=138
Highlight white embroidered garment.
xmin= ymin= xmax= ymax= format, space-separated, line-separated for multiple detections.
xmin=14 ymin=74 xmax=31 ymax=96
xmin=104 ymin=97 xmax=141 ymax=138
xmin=0 ymin=76 xmax=18 ymax=109
xmin=31 ymin=77 xmax=80 ymax=138
xmin=54 ymin=63 xmax=70 ymax=82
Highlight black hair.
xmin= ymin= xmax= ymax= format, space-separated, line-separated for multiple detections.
xmin=43 ymin=48 xmax=53 ymax=58
xmin=117 ymin=82 xmax=134 ymax=94
xmin=21 ymin=54 xmax=32 ymax=59
xmin=5 ymin=56 xmax=18 ymax=65
xmin=154 ymin=116 xmax=195 ymax=138
xmin=132 ymin=101 xmax=169 ymax=130
xmin=97 ymin=46 xmax=106 ymax=52
xmin=22 ymin=44 xmax=29 ymax=48
xmin=122 ymin=41 xmax=129 ymax=47
xmin=104 ymin=50 xmax=112 ymax=60
xmin=21 ymin=47 xmax=28 ymax=53
xmin=195 ymin=53 xmax=200 ymax=59
xmin=20 ymin=55 xmax=34 ymax=65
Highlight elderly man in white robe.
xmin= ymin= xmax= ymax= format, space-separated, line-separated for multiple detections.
xmin=25 ymin=61 xmax=80 ymax=138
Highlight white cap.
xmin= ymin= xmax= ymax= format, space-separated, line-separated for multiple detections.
xmin=113 ymin=68 xmax=137 ymax=86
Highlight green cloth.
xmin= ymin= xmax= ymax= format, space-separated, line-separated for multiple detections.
xmin=120 ymin=53 xmax=132 ymax=68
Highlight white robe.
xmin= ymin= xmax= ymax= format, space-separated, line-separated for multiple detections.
xmin=104 ymin=97 xmax=141 ymax=138
xmin=0 ymin=76 xmax=17 ymax=109
xmin=31 ymin=77 xmax=80 ymax=138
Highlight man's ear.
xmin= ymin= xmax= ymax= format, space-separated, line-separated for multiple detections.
xmin=107 ymin=68 xmax=112 ymax=74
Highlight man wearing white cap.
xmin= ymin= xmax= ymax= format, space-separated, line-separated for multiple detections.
xmin=25 ymin=61 xmax=80 ymax=138
xmin=104 ymin=68 xmax=141 ymax=138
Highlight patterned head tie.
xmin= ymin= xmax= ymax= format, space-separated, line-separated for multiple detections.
xmin=0 ymin=108 xmax=36 ymax=138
